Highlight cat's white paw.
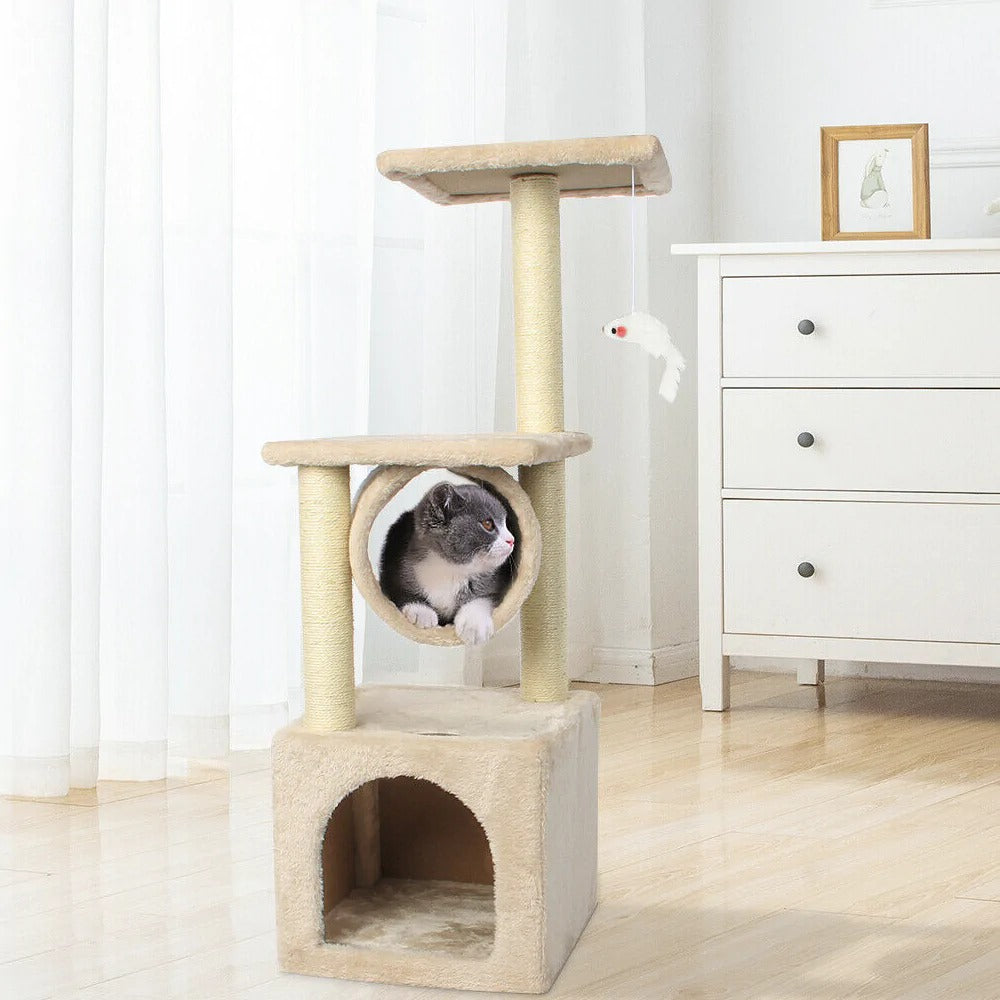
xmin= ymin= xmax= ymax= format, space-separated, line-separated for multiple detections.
xmin=454 ymin=599 xmax=495 ymax=646
xmin=402 ymin=602 xmax=439 ymax=628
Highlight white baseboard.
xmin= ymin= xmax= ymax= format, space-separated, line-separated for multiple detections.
xmin=872 ymin=1 xmax=999 ymax=9
xmin=730 ymin=656 xmax=1000 ymax=685
xmin=70 ymin=747 xmax=99 ymax=788
xmin=230 ymin=702 xmax=290 ymax=751
xmin=168 ymin=714 xmax=230 ymax=759
xmin=576 ymin=641 xmax=699 ymax=686
xmin=481 ymin=640 xmax=700 ymax=688
xmin=0 ymin=754 xmax=71 ymax=797
xmin=482 ymin=647 xmax=521 ymax=688
xmin=99 ymin=740 xmax=168 ymax=781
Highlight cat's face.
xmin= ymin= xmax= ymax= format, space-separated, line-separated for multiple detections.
xmin=416 ymin=482 xmax=515 ymax=570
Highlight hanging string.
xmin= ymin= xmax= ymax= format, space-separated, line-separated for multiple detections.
xmin=630 ymin=165 xmax=636 ymax=313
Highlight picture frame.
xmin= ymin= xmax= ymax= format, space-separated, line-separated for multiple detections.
xmin=820 ymin=123 xmax=930 ymax=240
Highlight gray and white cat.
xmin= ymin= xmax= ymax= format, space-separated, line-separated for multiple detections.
xmin=378 ymin=481 xmax=516 ymax=646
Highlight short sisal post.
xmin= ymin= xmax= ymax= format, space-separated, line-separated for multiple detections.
xmin=297 ymin=465 xmax=355 ymax=730
xmin=510 ymin=172 xmax=568 ymax=703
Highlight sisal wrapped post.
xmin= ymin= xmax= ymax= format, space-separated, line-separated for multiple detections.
xmin=517 ymin=461 xmax=568 ymax=702
xmin=298 ymin=465 xmax=355 ymax=730
xmin=511 ymin=173 xmax=569 ymax=702
xmin=511 ymin=173 xmax=564 ymax=429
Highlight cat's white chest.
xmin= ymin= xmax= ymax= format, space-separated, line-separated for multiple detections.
xmin=413 ymin=552 xmax=470 ymax=616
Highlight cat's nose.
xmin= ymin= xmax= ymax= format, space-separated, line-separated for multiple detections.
xmin=505 ymin=537 xmax=514 ymax=547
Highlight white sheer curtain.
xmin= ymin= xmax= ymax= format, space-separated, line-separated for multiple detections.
xmin=1 ymin=0 xmax=649 ymax=797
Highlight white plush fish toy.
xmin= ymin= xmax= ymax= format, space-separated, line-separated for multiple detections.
xmin=602 ymin=311 xmax=686 ymax=402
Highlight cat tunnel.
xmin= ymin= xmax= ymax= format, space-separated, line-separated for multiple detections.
xmin=349 ymin=462 xmax=541 ymax=647
xmin=262 ymin=135 xmax=671 ymax=993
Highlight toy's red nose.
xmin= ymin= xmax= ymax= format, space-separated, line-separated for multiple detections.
xmin=616 ymin=325 xmax=627 ymax=338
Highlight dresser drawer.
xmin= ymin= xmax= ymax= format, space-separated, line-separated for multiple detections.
xmin=723 ymin=274 xmax=1000 ymax=378
xmin=723 ymin=500 xmax=1000 ymax=643
xmin=723 ymin=389 xmax=1000 ymax=492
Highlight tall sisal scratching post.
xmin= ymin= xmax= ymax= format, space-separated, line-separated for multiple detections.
xmin=511 ymin=173 xmax=568 ymax=702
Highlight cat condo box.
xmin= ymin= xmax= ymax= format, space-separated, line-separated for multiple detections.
xmin=271 ymin=684 xmax=599 ymax=993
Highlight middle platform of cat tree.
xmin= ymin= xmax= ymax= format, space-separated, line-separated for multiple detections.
xmin=271 ymin=685 xmax=599 ymax=994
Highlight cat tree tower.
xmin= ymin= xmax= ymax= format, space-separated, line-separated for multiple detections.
xmin=262 ymin=135 xmax=671 ymax=994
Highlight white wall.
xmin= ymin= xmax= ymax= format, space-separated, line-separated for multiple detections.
xmin=502 ymin=0 xmax=659 ymax=684
xmin=361 ymin=0 xmax=508 ymax=687
xmin=712 ymin=0 xmax=1000 ymax=241
xmin=498 ymin=0 xmax=713 ymax=686
xmin=360 ymin=0 xmax=690 ymax=688
xmin=362 ymin=2 xmax=1000 ymax=691
xmin=710 ymin=0 xmax=1000 ymax=684
xmin=643 ymin=0 xmax=713 ymax=676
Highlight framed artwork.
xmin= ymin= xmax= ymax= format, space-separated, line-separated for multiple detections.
xmin=820 ymin=123 xmax=930 ymax=240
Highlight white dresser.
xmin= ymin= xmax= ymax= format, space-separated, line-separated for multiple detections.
xmin=672 ymin=240 xmax=1000 ymax=711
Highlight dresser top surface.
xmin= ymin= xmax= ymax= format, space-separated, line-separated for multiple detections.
xmin=671 ymin=238 xmax=1000 ymax=256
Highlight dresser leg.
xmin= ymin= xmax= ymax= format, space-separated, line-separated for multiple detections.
xmin=700 ymin=648 xmax=731 ymax=712
xmin=795 ymin=658 xmax=826 ymax=686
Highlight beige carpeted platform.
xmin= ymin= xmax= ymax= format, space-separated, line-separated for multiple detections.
xmin=324 ymin=879 xmax=495 ymax=960
xmin=376 ymin=134 xmax=671 ymax=204
xmin=261 ymin=430 xmax=591 ymax=469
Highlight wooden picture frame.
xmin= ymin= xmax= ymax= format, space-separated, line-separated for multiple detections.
xmin=821 ymin=123 xmax=930 ymax=240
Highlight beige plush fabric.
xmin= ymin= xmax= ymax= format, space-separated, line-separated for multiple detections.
xmin=377 ymin=134 xmax=672 ymax=204
xmin=272 ymin=686 xmax=600 ymax=994
xmin=323 ymin=879 xmax=495 ymax=958
xmin=261 ymin=431 xmax=592 ymax=469
xmin=348 ymin=466 xmax=542 ymax=648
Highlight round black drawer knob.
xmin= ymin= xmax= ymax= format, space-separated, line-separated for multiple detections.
xmin=797 ymin=319 xmax=815 ymax=335
xmin=797 ymin=561 xmax=815 ymax=578
xmin=797 ymin=431 xmax=815 ymax=448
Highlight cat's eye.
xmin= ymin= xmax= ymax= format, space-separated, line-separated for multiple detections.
xmin=481 ymin=519 xmax=494 ymax=531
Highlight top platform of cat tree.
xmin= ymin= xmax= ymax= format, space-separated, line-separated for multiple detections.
xmin=376 ymin=135 xmax=671 ymax=205
xmin=261 ymin=431 xmax=591 ymax=469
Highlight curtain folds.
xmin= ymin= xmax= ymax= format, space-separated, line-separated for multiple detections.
xmin=1 ymin=0 xmax=648 ymax=797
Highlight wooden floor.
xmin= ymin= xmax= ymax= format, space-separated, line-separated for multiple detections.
xmin=3 ymin=671 xmax=1000 ymax=999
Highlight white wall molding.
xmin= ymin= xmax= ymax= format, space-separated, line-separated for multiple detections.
xmin=931 ymin=137 xmax=1000 ymax=169
xmin=230 ymin=703 xmax=289 ymax=751
xmin=481 ymin=646 xmax=520 ymax=688
xmin=872 ymin=0 xmax=1000 ymax=8
xmin=484 ymin=641 xmax=701 ymax=688
xmin=168 ymin=713 xmax=230 ymax=759
xmin=70 ymin=748 xmax=98 ymax=788
xmin=378 ymin=1 xmax=426 ymax=23
xmin=98 ymin=740 xmax=168 ymax=782
xmin=0 ymin=755 xmax=71 ymax=797
xmin=578 ymin=642 xmax=698 ymax=686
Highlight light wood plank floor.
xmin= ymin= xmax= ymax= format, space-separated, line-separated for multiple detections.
xmin=2 ymin=672 xmax=1000 ymax=999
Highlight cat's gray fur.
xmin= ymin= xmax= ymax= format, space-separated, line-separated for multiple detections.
xmin=378 ymin=481 xmax=516 ymax=644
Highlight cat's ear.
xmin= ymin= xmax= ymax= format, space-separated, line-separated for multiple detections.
xmin=429 ymin=482 xmax=462 ymax=519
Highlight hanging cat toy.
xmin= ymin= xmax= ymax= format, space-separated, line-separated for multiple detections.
xmin=601 ymin=167 xmax=685 ymax=402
